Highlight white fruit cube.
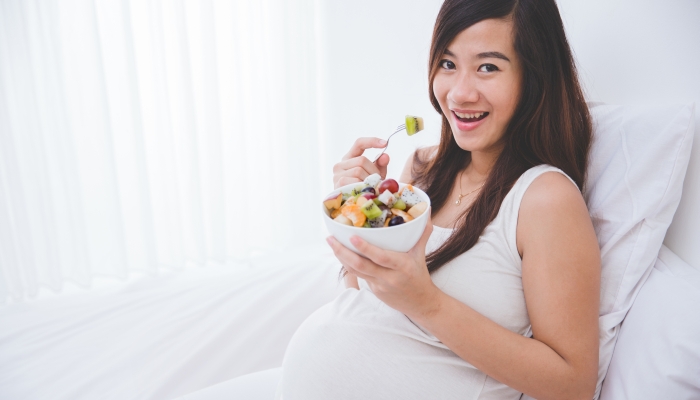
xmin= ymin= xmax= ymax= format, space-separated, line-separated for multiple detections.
xmin=363 ymin=173 xmax=382 ymax=188
xmin=400 ymin=186 xmax=421 ymax=207
xmin=377 ymin=189 xmax=395 ymax=207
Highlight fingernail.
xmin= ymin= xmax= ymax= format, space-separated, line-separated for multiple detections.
xmin=379 ymin=139 xmax=387 ymax=146
xmin=350 ymin=236 xmax=361 ymax=245
xmin=326 ymin=237 xmax=334 ymax=245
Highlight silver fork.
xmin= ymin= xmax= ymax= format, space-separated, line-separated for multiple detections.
xmin=373 ymin=124 xmax=406 ymax=163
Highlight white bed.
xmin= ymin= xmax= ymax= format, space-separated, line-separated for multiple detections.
xmin=0 ymin=246 xmax=347 ymax=399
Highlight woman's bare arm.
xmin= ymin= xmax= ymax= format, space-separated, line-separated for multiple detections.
xmin=409 ymin=172 xmax=600 ymax=400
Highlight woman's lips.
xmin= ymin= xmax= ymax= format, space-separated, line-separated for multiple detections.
xmin=451 ymin=110 xmax=489 ymax=131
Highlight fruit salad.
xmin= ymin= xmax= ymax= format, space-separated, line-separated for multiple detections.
xmin=323 ymin=174 xmax=429 ymax=228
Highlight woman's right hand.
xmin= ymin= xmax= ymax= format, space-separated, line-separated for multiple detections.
xmin=332 ymin=137 xmax=390 ymax=189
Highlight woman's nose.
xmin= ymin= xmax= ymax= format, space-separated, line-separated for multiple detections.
xmin=448 ymin=73 xmax=479 ymax=105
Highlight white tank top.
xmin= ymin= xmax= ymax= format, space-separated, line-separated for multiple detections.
xmin=277 ymin=165 xmax=577 ymax=400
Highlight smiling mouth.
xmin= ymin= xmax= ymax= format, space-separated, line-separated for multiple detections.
xmin=453 ymin=111 xmax=489 ymax=123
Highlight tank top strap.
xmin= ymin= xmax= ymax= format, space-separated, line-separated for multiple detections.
xmin=498 ymin=164 xmax=580 ymax=266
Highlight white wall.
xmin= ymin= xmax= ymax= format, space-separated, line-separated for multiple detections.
xmin=316 ymin=0 xmax=444 ymax=187
xmin=318 ymin=0 xmax=700 ymax=268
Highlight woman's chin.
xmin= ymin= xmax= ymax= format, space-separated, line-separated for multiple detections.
xmin=452 ymin=136 xmax=502 ymax=156
xmin=453 ymin=137 xmax=485 ymax=152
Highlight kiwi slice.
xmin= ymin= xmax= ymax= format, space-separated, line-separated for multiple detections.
xmin=405 ymin=115 xmax=424 ymax=136
xmin=360 ymin=199 xmax=383 ymax=220
xmin=351 ymin=184 xmax=366 ymax=196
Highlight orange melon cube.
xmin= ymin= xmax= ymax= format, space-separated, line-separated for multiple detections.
xmin=341 ymin=204 xmax=367 ymax=227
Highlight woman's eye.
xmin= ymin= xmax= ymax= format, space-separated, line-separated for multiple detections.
xmin=439 ymin=59 xmax=456 ymax=70
xmin=478 ymin=63 xmax=499 ymax=73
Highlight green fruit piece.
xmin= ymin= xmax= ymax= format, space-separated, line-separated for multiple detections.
xmin=363 ymin=221 xmax=371 ymax=228
xmin=360 ymin=200 xmax=383 ymax=220
xmin=405 ymin=115 xmax=424 ymax=136
xmin=392 ymin=198 xmax=407 ymax=210
xmin=373 ymin=198 xmax=382 ymax=206
xmin=351 ymin=184 xmax=367 ymax=196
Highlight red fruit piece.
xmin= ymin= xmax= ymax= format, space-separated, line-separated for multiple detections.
xmin=377 ymin=179 xmax=399 ymax=194
xmin=324 ymin=192 xmax=342 ymax=210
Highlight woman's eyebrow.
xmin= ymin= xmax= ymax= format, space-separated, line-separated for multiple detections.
xmin=442 ymin=49 xmax=511 ymax=63
xmin=477 ymin=51 xmax=511 ymax=62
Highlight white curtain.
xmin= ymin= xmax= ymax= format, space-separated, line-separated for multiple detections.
xmin=0 ymin=0 xmax=327 ymax=303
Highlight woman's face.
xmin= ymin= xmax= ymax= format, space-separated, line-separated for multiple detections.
xmin=432 ymin=18 xmax=522 ymax=155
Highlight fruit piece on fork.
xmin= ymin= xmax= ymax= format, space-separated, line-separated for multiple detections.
xmin=405 ymin=115 xmax=424 ymax=136
xmin=373 ymin=116 xmax=424 ymax=163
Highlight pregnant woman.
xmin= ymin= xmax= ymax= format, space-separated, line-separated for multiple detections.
xmin=281 ymin=0 xmax=600 ymax=398
xmin=182 ymin=0 xmax=600 ymax=398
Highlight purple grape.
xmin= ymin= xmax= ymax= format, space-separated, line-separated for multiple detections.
xmin=388 ymin=216 xmax=405 ymax=227
xmin=361 ymin=187 xmax=376 ymax=195
xmin=377 ymin=204 xmax=389 ymax=212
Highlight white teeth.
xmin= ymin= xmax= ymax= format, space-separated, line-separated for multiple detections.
xmin=455 ymin=111 xmax=485 ymax=119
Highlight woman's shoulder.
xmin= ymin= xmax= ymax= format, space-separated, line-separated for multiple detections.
xmin=416 ymin=145 xmax=439 ymax=160
xmin=515 ymin=165 xmax=592 ymax=256
xmin=399 ymin=145 xmax=438 ymax=183
xmin=519 ymin=166 xmax=582 ymax=211
xmin=407 ymin=145 xmax=439 ymax=167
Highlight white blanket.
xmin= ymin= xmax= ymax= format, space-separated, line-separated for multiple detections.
xmin=0 ymin=246 xmax=345 ymax=400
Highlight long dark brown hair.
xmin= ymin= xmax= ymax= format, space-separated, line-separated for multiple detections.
xmin=413 ymin=0 xmax=592 ymax=273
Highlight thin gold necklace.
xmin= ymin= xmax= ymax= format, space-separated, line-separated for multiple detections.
xmin=455 ymin=170 xmax=484 ymax=205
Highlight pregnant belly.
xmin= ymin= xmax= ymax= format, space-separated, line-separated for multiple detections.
xmin=279 ymin=289 xmax=487 ymax=400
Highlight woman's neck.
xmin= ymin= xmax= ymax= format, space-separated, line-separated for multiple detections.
xmin=465 ymin=149 xmax=500 ymax=183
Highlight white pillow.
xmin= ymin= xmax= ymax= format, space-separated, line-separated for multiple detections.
xmin=585 ymin=102 xmax=695 ymax=399
xmin=506 ymin=103 xmax=696 ymax=400
xmin=599 ymin=245 xmax=700 ymax=399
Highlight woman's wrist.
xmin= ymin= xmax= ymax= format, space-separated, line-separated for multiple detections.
xmin=408 ymin=283 xmax=445 ymax=324
xmin=343 ymin=271 xmax=359 ymax=290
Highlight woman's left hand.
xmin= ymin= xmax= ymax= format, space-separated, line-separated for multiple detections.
xmin=326 ymin=209 xmax=441 ymax=320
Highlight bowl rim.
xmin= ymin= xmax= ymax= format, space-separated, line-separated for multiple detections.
xmin=322 ymin=181 xmax=431 ymax=230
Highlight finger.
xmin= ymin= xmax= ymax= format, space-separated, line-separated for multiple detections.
xmin=342 ymin=263 xmax=373 ymax=283
xmin=410 ymin=207 xmax=434 ymax=255
xmin=335 ymin=176 xmax=363 ymax=188
xmin=336 ymin=166 xmax=370 ymax=183
xmin=349 ymin=235 xmax=398 ymax=270
xmin=333 ymin=156 xmax=381 ymax=177
xmin=342 ymin=137 xmax=388 ymax=161
xmin=326 ymin=236 xmax=383 ymax=278
xmin=375 ymin=153 xmax=390 ymax=179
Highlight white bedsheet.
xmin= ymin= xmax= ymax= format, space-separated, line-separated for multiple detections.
xmin=0 ymin=246 xmax=345 ymax=400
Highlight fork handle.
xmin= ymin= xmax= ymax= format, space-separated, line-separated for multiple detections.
xmin=373 ymin=126 xmax=405 ymax=163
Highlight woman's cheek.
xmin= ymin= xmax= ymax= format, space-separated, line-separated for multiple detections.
xmin=432 ymin=76 xmax=450 ymax=109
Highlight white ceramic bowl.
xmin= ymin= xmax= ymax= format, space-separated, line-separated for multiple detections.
xmin=322 ymin=182 xmax=431 ymax=257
